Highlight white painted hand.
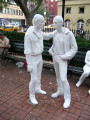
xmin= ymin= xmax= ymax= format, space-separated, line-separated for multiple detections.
xmin=61 ymin=55 xmax=67 ymax=61
xmin=27 ymin=64 xmax=33 ymax=72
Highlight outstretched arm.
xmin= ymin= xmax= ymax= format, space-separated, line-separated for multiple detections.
xmin=43 ymin=31 xmax=55 ymax=40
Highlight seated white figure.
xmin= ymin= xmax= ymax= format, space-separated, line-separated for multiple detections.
xmin=88 ymin=90 xmax=90 ymax=94
xmin=76 ymin=50 xmax=90 ymax=87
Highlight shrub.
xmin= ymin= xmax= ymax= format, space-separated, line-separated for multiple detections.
xmin=3 ymin=31 xmax=25 ymax=43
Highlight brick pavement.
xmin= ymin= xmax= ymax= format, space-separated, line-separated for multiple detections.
xmin=0 ymin=60 xmax=90 ymax=120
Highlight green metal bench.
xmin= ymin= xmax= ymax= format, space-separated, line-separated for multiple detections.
xmin=3 ymin=41 xmax=89 ymax=78
xmin=2 ymin=42 xmax=52 ymax=67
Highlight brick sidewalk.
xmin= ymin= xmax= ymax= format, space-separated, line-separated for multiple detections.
xmin=0 ymin=61 xmax=90 ymax=120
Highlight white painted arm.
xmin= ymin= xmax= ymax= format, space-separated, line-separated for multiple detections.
xmin=43 ymin=31 xmax=55 ymax=40
xmin=85 ymin=51 xmax=90 ymax=66
xmin=48 ymin=45 xmax=54 ymax=56
xmin=61 ymin=32 xmax=78 ymax=60
xmin=24 ymin=33 xmax=32 ymax=72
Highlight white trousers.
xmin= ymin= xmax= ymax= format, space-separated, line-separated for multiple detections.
xmin=29 ymin=54 xmax=43 ymax=95
xmin=78 ymin=64 xmax=90 ymax=85
xmin=53 ymin=55 xmax=71 ymax=100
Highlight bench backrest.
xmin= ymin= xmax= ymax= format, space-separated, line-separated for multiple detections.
xmin=69 ymin=51 xmax=86 ymax=67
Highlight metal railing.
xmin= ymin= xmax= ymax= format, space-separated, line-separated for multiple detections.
xmin=43 ymin=27 xmax=90 ymax=40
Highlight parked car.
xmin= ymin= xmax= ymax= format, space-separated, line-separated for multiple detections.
xmin=43 ymin=24 xmax=55 ymax=32
xmin=44 ymin=24 xmax=54 ymax=29
xmin=0 ymin=25 xmax=20 ymax=32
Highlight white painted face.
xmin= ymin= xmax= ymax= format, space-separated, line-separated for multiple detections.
xmin=53 ymin=16 xmax=63 ymax=30
xmin=36 ymin=18 xmax=45 ymax=29
xmin=33 ymin=14 xmax=45 ymax=29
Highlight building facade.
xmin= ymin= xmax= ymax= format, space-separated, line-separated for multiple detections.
xmin=58 ymin=0 xmax=90 ymax=31
xmin=43 ymin=0 xmax=58 ymax=24
xmin=0 ymin=2 xmax=25 ymax=27
xmin=48 ymin=0 xmax=58 ymax=18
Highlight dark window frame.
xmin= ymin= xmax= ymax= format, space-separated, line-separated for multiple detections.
xmin=79 ymin=7 xmax=84 ymax=13
xmin=66 ymin=8 xmax=71 ymax=14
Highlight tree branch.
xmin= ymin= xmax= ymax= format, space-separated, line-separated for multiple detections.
xmin=31 ymin=0 xmax=43 ymax=14
xmin=14 ymin=0 xmax=30 ymax=17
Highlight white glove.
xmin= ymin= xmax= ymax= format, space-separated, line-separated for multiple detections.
xmin=27 ymin=64 xmax=33 ymax=72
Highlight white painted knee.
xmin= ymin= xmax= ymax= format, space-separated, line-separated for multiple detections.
xmin=83 ymin=71 xmax=89 ymax=78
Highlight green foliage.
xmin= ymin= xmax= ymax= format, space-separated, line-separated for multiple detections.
xmin=3 ymin=32 xmax=90 ymax=49
xmin=3 ymin=31 xmax=25 ymax=43
xmin=34 ymin=6 xmax=52 ymax=18
xmin=76 ymin=36 xmax=90 ymax=51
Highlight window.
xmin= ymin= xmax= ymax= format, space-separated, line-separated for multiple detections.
xmin=13 ymin=9 xmax=15 ymax=15
xmin=19 ymin=10 xmax=21 ymax=15
xmin=3 ymin=8 xmax=6 ymax=14
xmin=65 ymin=20 xmax=70 ymax=28
xmin=51 ymin=9 xmax=53 ymax=12
xmin=7 ymin=8 xmax=9 ymax=14
xmin=10 ymin=9 xmax=12 ymax=15
xmin=66 ymin=8 xmax=71 ymax=13
xmin=21 ymin=11 xmax=23 ymax=16
xmin=16 ymin=10 xmax=18 ymax=15
xmin=51 ymin=5 xmax=53 ymax=7
xmin=10 ymin=26 xmax=14 ymax=28
xmin=77 ymin=20 xmax=84 ymax=30
xmin=79 ymin=7 xmax=84 ymax=13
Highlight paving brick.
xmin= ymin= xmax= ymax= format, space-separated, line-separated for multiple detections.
xmin=70 ymin=107 xmax=76 ymax=114
xmin=0 ymin=112 xmax=11 ymax=120
xmin=75 ymin=109 xmax=81 ymax=116
xmin=80 ymin=113 xmax=90 ymax=120
xmin=73 ymin=101 xmax=83 ymax=109
xmin=67 ymin=112 xmax=79 ymax=119
xmin=83 ymin=104 xmax=88 ymax=110
xmin=38 ymin=111 xmax=48 ymax=120
xmin=0 ymin=61 xmax=90 ymax=120
xmin=55 ymin=109 xmax=63 ymax=116
xmin=0 ymin=116 xmax=6 ymax=120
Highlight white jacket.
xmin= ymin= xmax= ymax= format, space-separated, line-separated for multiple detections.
xmin=43 ymin=27 xmax=78 ymax=60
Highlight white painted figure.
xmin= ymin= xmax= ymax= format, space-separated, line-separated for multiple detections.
xmin=88 ymin=90 xmax=90 ymax=94
xmin=24 ymin=14 xmax=46 ymax=105
xmin=44 ymin=16 xmax=78 ymax=108
xmin=76 ymin=50 xmax=90 ymax=87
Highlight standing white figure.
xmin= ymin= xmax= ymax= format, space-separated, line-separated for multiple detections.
xmin=44 ymin=16 xmax=78 ymax=108
xmin=24 ymin=14 xmax=46 ymax=105
xmin=76 ymin=50 xmax=90 ymax=87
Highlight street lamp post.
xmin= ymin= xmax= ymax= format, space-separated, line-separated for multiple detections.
xmin=62 ymin=0 xmax=65 ymax=21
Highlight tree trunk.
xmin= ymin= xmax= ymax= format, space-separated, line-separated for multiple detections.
xmin=25 ymin=14 xmax=33 ymax=28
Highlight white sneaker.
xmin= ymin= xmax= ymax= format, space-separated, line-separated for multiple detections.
xmin=63 ymin=99 xmax=71 ymax=109
xmin=36 ymin=89 xmax=46 ymax=94
xmin=76 ymin=81 xmax=81 ymax=87
xmin=30 ymin=95 xmax=38 ymax=105
xmin=51 ymin=91 xmax=63 ymax=98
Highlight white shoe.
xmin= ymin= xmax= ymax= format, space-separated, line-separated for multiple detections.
xmin=76 ymin=82 xmax=81 ymax=87
xmin=63 ymin=99 xmax=71 ymax=109
xmin=51 ymin=91 xmax=63 ymax=98
xmin=36 ymin=89 xmax=46 ymax=94
xmin=30 ymin=95 xmax=38 ymax=105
